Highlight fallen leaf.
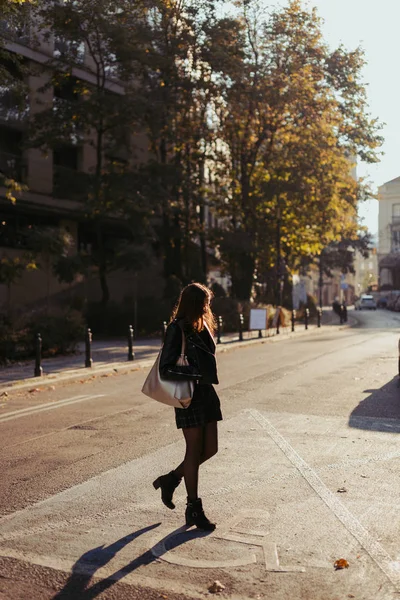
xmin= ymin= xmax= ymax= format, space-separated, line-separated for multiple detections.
xmin=208 ymin=580 xmax=225 ymax=593
xmin=1 ymin=391 xmax=8 ymax=397
xmin=334 ymin=558 xmax=349 ymax=570
xmin=29 ymin=388 xmax=42 ymax=393
xmin=348 ymin=595 xmax=355 ymax=598
xmin=49 ymin=386 xmax=56 ymax=391
xmin=337 ymin=487 xmax=347 ymax=493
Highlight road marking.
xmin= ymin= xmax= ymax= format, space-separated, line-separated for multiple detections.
xmin=249 ymin=409 xmax=400 ymax=591
xmin=0 ymin=394 xmax=105 ymax=423
xmin=151 ymin=525 xmax=257 ymax=569
xmin=1 ymin=405 xmax=138 ymax=450
xmin=151 ymin=509 xmax=305 ymax=573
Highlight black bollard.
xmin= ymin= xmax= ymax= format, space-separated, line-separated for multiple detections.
xmin=291 ymin=310 xmax=296 ymax=333
xmin=258 ymin=328 xmax=262 ymax=338
xmin=239 ymin=313 xmax=244 ymax=342
xmin=217 ymin=316 xmax=222 ymax=344
xmin=305 ymin=308 xmax=309 ymax=330
xmin=85 ymin=327 xmax=93 ymax=368
xmin=127 ymin=325 xmax=135 ymax=361
xmin=340 ymin=305 xmax=344 ymax=325
xmin=34 ymin=333 xmax=43 ymax=377
xmin=162 ymin=321 xmax=168 ymax=342
xmin=317 ymin=307 xmax=322 ymax=328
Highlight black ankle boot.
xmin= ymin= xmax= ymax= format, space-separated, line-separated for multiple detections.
xmin=153 ymin=471 xmax=182 ymax=510
xmin=185 ymin=498 xmax=216 ymax=531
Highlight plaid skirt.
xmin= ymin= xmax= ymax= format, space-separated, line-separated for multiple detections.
xmin=175 ymin=383 xmax=222 ymax=429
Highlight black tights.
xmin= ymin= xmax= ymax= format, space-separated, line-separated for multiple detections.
xmin=173 ymin=421 xmax=218 ymax=501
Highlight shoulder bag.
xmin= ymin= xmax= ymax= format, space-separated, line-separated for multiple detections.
xmin=141 ymin=329 xmax=194 ymax=409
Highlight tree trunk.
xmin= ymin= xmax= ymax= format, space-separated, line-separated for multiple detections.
xmin=96 ymin=223 xmax=109 ymax=306
xmin=198 ymin=159 xmax=207 ymax=282
xmin=230 ymin=252 xmax=255 ymax=301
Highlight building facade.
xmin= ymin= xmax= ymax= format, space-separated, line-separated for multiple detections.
xmin=0 ymin=15 xmax=159 ymax=311
xmin=377 ymin=176 xmax=400 ymax=289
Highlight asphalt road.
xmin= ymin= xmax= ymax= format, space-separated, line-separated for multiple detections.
xmin=1 ymin=309 xmax=400 ymax=600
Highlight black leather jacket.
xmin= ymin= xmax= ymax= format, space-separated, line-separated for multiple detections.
xmin=159 ymin=319 xmax=219 ymax=385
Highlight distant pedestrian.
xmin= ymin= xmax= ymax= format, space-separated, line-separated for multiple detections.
xmin=153 ymin=283 xmax=221 ymax=531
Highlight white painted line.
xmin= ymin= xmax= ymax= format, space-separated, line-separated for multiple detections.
xmin=249 ymin=409 xmax=400 ymax=591
xmin=151 ymin=526 xmax=257 ymax=569
xmin=0 ymin=395 xmax=88 ymax=418
xmin=0 ymin=395 xmax=105 ymax=423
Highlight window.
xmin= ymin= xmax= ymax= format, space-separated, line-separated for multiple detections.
xmin=393 ymin=204 xmax=400 ymax=217
xmin=53 ymin=146 xmax=79 ymax=170
xmin=54 ymin=77 xmax=79 ymax=102
xmin=392 ymin=230 xmax=400 ymax=252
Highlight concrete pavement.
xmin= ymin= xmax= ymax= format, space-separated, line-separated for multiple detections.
xmin=1 ymin=309 xmax=400 ymax=599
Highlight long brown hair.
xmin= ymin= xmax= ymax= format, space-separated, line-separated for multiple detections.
xmin=171 ymin=283 xmax=216 ymax=334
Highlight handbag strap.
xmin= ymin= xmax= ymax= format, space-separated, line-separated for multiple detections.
xmin=180 ymin=327 xmax=187 ymax=358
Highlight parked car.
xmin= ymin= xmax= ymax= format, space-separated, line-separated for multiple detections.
xmin=355 ymin=294 xmax=377 ymax=310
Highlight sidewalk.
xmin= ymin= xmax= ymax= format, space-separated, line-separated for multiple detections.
xmin=0 ymin=310 xmax=349 ymax=391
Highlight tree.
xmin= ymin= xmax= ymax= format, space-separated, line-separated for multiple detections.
xmin=211 ymin=0 xmax=382 ymax=301
xmin=137 ymin=0 xmax=230 ymax=286
xmin=30 ymin=226 xmax=73 ymax=310
xmin=29 ymin=0 xmax=152 ymax=305
xmin=0 ymin=0 xmax=31 ymax=202
xmin=0 ymin=254 xmax=37 ymax=314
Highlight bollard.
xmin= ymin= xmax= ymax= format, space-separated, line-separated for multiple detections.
xmin=217 ymin=316 xmax=222 ymax=344
xmin=162 ymin=321 xmax=168 ymax=341
xmin=258 ymin=328 xmax=262 ymax=338
xmin=317 ymin=307 xmax=322 ymax=328
xmin=85 ymin=327 xmax=93 ymax=368
xmin=34 ymin=333 xmax=43 ymax=377
xmin=305 ymin=308 xmax=309 ymax=330
xmin=340 ymin=305 xmax=344 ymax=325
xmin=127 ymin=325 xmax=135 ymax=361
xmin=291 ymin=310 xmax=296 ymax=333
xmin=239 ymin=313 xmax=244 ymax=342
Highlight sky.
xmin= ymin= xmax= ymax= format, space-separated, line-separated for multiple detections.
xmin=256 ymin=0 xmax=400 ymax=236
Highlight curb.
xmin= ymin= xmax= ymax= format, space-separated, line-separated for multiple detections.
xmin=0 ymin=318 xmax=354 ymax=393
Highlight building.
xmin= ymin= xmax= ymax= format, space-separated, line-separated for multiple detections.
xmin=377 ymin=176 xmax=400 ymax=289
xmin=0 ymin=12 xmax=157 ymax=312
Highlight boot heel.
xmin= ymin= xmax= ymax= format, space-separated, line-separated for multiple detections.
xmin=153 ymin=478 xmax=161 ymax=490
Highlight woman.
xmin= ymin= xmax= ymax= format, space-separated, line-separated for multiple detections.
xmin=153 ymin=283 xmax=222 ymax=531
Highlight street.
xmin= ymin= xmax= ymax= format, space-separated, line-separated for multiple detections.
xmin=1 ymin=310 xmax=400 ymax=600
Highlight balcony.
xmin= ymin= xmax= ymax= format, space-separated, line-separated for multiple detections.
xmin=54 ymin=38 xmax=85 ymax=64
xmin=0 ymin=89 xmax=29 ymax=127
xmin=53 ymin=165 xmax=90 ymax=202
xmin=0 ymin=151 xmax=27 ymax=182
xmin=0 ymin=18 xmax=30 ymax=46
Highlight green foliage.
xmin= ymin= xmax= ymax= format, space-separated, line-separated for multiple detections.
xmin=18 ymin=0 xmax=383 ymax=309
xmin=26 ymin=309 xmax=85 ymax=356
xmin=0 ymin=309 xmax=85 ymax=362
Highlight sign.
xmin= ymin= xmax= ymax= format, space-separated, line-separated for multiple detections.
xmin=249 ymin=309 xmax=267 ymax=331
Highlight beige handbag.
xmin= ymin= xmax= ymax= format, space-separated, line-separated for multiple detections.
xmin=141 ymin=329 xmax=194 ymax=409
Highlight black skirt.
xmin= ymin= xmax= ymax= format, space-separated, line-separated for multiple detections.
xmin=175 ymin=383 xmax=222 ymax=429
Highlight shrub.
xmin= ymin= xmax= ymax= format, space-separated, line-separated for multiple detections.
xmin=86 ymin=298 xmax=171 ymax=337
xmin=0 ymin=309 xmax=85 ymax=361
xmin=24 ymin=309 xmax=85 ymax=356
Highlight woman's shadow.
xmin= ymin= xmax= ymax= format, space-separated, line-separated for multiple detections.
xmin=52 ymin=523 xmax=211 ymax=599
xmin=349 ymin=375 xmax=400 ymax=433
